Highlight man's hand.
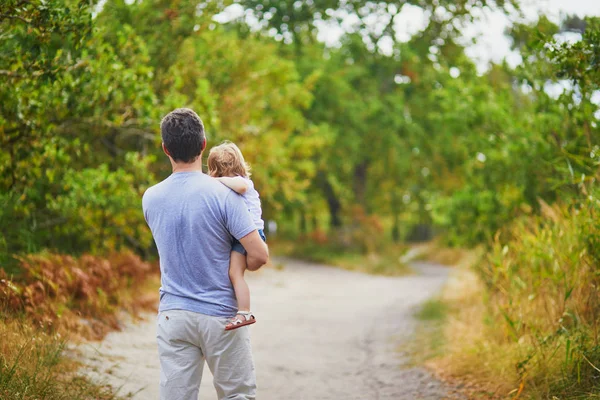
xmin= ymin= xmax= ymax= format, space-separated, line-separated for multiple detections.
xmin=216 ymin=176 xmax=249 ymax=195
xmin=239 ymin=230 xmax=269 ymax=271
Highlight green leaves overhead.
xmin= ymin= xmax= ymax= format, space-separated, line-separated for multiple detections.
xmin=1 ymin=0 xmax=598 ymax=258
xmin=0 ymin=0 xmax=92 ymax=80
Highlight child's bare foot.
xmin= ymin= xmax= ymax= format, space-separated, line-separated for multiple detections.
xmin=224 ymin=311 xmax=256 ymax=331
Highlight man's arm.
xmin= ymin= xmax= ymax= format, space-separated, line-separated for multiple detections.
xmin=216 ymin=176 xmax=249 ymax=195
xmin=239 ymin=230 xmax=269 ymax=271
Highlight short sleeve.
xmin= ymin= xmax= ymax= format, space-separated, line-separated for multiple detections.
xmin=224 ymin=192 xmax=256 ymax=240
xmin=142 ymin=188 xmax=151 ymax=224
xmin=244 ymin=177 xmax=254 ymax=190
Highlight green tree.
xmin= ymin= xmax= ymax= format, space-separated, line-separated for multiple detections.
xmin=1 ymin=1 xmax=157 ymax=259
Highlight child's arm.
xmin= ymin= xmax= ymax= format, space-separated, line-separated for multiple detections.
xmin=216 ymin=176 xmax=249 ymax=194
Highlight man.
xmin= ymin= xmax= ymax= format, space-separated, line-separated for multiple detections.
xmin=142 ymin=108 xmax=269 ymax=400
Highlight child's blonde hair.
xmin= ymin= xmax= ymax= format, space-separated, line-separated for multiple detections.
xmin=207 ymin=141 xmax=251 ymax=178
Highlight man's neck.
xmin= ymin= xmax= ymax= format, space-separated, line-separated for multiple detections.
xmin=171 ymin=157 xmax=203 ymax=173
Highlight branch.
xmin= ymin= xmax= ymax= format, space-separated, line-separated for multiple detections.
xmin=101 ymin=137 xmax=124 ymax=156
xmin=118 ymin=228 xmax=150 ymax=259
xmin=0 ymin=13 xmax=30 ymax=24
xmin=1 ymin=129 xmax=33 ymax=147
xmin=0 ymin=69 xmax=42 ymax=78
xmin=1 ymin=127 xmax=23 ymax=135
xmin=116 ymin=127 xmax=156 ymax=141
xmin=36 ymin=216 xmax=69 ymax=229
xmin=0 ymin=59 xmax=87 ymax=80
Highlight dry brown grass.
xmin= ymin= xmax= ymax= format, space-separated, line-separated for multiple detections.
xmin=427 ymin=264 xmax=519 ymax=398
xmin=0 ymin=252 xmax=159 ymax=400
xmin=0 ymin=318 xmax=119 ymax=399
xmin=0 ymin=251 xmax=160 ymax=399
xmin=1 ymin=251 xmax=158 ymax=340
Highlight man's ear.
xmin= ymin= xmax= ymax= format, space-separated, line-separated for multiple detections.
xmin=162 ymin=142 xmax=171 ymax=157
xmin=201 ymin=138 xmax=207 ymax=152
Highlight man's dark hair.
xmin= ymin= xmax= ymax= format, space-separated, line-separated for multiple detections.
xmin=160 ymin=108 xmax=206 ymax=163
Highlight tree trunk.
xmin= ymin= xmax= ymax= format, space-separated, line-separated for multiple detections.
xmin=318 ymin=175 xmax=342 ymax=228
xmin=353 ymin=161 xmax=368 ymax=209
xmin=391 ymin=191 xmax=401 ymax=242
xmin=299 ymin=209 xmax=307 ymax=234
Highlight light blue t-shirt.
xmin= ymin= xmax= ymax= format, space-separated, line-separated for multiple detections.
xmin=142 ymin=171 xmax=256 ymax=317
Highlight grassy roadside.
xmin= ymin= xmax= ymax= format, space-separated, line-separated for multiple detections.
xmin=271 ymin=238 xmax=412 ymax=276
xmin=0 ymin=319 xmax=118 ymax=400
xmin=407 ymin=254 xmax=502 ymax=399
xmin=403 ymin=245 xmax=480 ymax=365
xmin=0 ymin=251 xmax=159 ymax=399
xmin=408 ymin=201 xmax=600 ymax=399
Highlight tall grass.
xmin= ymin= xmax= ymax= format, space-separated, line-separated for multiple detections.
xmin=0 ymin=319 xmax=117 ymax=400
xmin=429 ymin=199 xmax=600 ymax=399
xmin=483 ymin=200 xmax=600 ymax=397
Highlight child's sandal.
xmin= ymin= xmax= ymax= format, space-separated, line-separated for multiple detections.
xmin=224 ymin=311 xmax=256 ymax=331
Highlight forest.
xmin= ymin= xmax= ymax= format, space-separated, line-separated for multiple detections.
xmin=1 ymin=0 xmax=599 ymax=398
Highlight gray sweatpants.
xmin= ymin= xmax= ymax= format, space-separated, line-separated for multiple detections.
xmin=156 ymin=309 xmax=256 ymax=400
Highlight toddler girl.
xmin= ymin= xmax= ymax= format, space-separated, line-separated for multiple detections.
xmin=207 ymin=141 xmax=265 ymax=331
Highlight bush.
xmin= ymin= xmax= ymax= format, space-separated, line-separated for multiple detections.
xmin=432 ymin=184 xmax=525 ymax=246
xmin=433 ymin=198 xmax=600 ymax=398
xmin=47 ymin=154 xmax=155 ymax=254
xmin=479 ymin=199 xmax=600 ymax=397
xmin=0 ymin=250 xmax=160 ymax=399
xmin=0 ymin=251 xmax=157 ymax=340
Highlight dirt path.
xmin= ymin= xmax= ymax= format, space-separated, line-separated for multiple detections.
xmin=80 ymin=258 xmax=460 ymax=399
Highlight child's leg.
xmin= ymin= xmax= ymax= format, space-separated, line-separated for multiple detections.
xmin=229 ymin=251 xmax=250 ymax=312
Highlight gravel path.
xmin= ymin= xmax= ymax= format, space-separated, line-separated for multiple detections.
xmin=80 ymin=258 xmax=461 ymax=400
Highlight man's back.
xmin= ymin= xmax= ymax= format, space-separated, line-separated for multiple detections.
xmin=142 ymin=171 xmax=255 ymax=317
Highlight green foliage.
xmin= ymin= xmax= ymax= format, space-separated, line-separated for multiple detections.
xmin=428 ymin=17 xmax=600 ymax=246
xmin=0 ymin=0 xmax=92 ymax=80
xmin=549 ymin=17 xmax=600 ymax=89
xmin=1 ymin=0 xmax=597 ymax=254
xmin=162 ymin=25 xmax=326 ymax=214
xmin=48 ymin=155 xmax=154 ymax=253
xmin=1 ymin=2 xmax=157 ymax=259
xmin=238 ymin=0 xmax=519 ymax=46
